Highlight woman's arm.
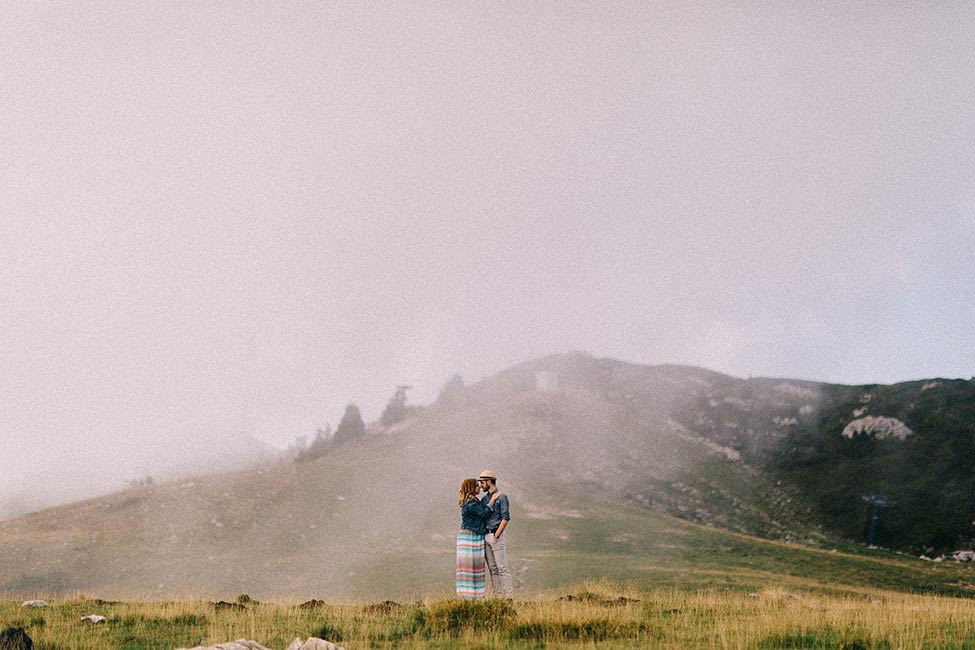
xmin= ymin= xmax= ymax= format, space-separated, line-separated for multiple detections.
xmin=466 ymin=497 xmax=492 ymax=518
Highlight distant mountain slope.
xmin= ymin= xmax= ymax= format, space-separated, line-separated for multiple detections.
xmin=469 ymin=353 xmax=975 ymax=553
xmin=1 ymin=353 xmax=972 ymax=598
xmin=767 ymin=377 xmax=975 ymax=552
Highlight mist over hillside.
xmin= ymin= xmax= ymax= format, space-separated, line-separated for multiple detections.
xmin=0 ymin=433 xmax=282 ymax=520
xmin=1 ymin=353 xmax=973 ymax=598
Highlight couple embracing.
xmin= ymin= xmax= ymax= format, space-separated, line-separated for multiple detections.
xmin=456 ymin=469 xmax=513 ymax=601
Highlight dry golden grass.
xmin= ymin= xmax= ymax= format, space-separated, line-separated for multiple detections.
xmin=4 ymin=581 xmax=975 ymax=649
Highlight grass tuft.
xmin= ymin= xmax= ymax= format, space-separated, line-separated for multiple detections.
xmin=313 ymin=620 xmax=344 ymax=642
xmin=509 ymin=619 xmax=654 ymax=641
xmin=362 ymin=600 xmax=401 ymax=614
xmin=423 ymin=599 xmax=516 ymax=634
xmin=757 ymin=627 xmax=890 ymax=650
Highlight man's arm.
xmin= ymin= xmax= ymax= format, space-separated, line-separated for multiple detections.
xmin=494 ymin=494 xmax=510 ymax=537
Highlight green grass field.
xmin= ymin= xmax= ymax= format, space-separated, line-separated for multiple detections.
xmin=7 ymin=496 xmax=975 ymax=649
xmin=4 ymin=581 xmax=975 ymax=650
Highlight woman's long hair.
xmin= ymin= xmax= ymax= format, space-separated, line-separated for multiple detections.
xmin=458 ymin=478 xmax=479 ymax=507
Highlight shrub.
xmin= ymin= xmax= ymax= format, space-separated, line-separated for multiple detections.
xmin=314 ymin=621 xmax=343 ymax=642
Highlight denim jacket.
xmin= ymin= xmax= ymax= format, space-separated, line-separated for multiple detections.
xmin=460 ymin=497 xmax=492 ymax=534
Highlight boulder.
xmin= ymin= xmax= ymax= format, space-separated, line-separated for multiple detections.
xmin=286 ymin=638 xmax=345 ymax=650
xmin=19 ymin=601 xmax=47 ymax=608
xmin=0 ymin=627 xmax=33 ymax=650
xmin=177 ymin=641 xmax=271 ymax=650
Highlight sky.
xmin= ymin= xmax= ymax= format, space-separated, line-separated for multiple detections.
xmin=2 ymin=2 xmax=974 ymax=504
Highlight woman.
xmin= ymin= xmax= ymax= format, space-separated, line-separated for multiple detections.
xmin=456 ymin=477 xmax=499 ymax=599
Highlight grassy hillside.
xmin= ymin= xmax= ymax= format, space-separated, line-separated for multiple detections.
xmin=2 ymin=352 xmax=973 ymax=601
xmin=2 ymin=454 xmax=974 ymax=600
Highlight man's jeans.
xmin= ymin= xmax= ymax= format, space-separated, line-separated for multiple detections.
xmin=484 ymin=532 xmax=513 ymax=600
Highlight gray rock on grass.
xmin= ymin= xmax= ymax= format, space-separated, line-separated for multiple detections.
xmin=19 ymin=601 xmax=48 ymax=608
xmin=287 ymin=638 xmax=345 ymax=650
xmin=177 ymin=642 xmax=271 ymax=650
xmin=79 ymin=615 xmax=107 ymax=624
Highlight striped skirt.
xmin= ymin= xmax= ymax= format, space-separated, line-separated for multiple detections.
xmin=456 ymin=529 xmax=486 ymax=599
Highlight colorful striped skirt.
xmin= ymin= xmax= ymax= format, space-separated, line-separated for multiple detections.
xmin=456 ymin=529 xmax=486 ymax=599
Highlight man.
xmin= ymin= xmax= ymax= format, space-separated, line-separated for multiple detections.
xmin=478 ymin=469 xmax=513 ymax=601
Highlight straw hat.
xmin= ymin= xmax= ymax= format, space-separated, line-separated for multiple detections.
xmin=478 ymin=469 xmax=497 ymax=481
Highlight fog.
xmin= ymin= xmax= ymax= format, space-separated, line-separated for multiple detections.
xmin=2 ymin=2 xmax=973 ymax=512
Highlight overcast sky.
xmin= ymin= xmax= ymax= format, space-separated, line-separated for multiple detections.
xmin=2 ymin=2 xmax=973 ymax=500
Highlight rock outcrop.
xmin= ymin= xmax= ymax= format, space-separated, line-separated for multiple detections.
xmin=841 ymin=416 xmax=912 ymax=440
xmin=0 ymin=627 xmax=33 ymax=650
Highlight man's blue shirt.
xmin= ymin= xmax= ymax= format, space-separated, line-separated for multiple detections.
xmin=480 ymin=490 xmax=510 ymax=532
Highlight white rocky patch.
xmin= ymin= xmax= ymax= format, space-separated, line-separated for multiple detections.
xmin=921 ymin=381 xmax=942 ymax=391
xmin=21 ymin=600 xmax=48 ymax=607
xmin=773 ymin=416 xmax=798 ymax=427
xmin=695 ymin=436 xmax=742 ymax=461
xmin=853 ymin=407 xmax=866 ymax=417
xmin=842 ymin=416 xmax=912 ymax=440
